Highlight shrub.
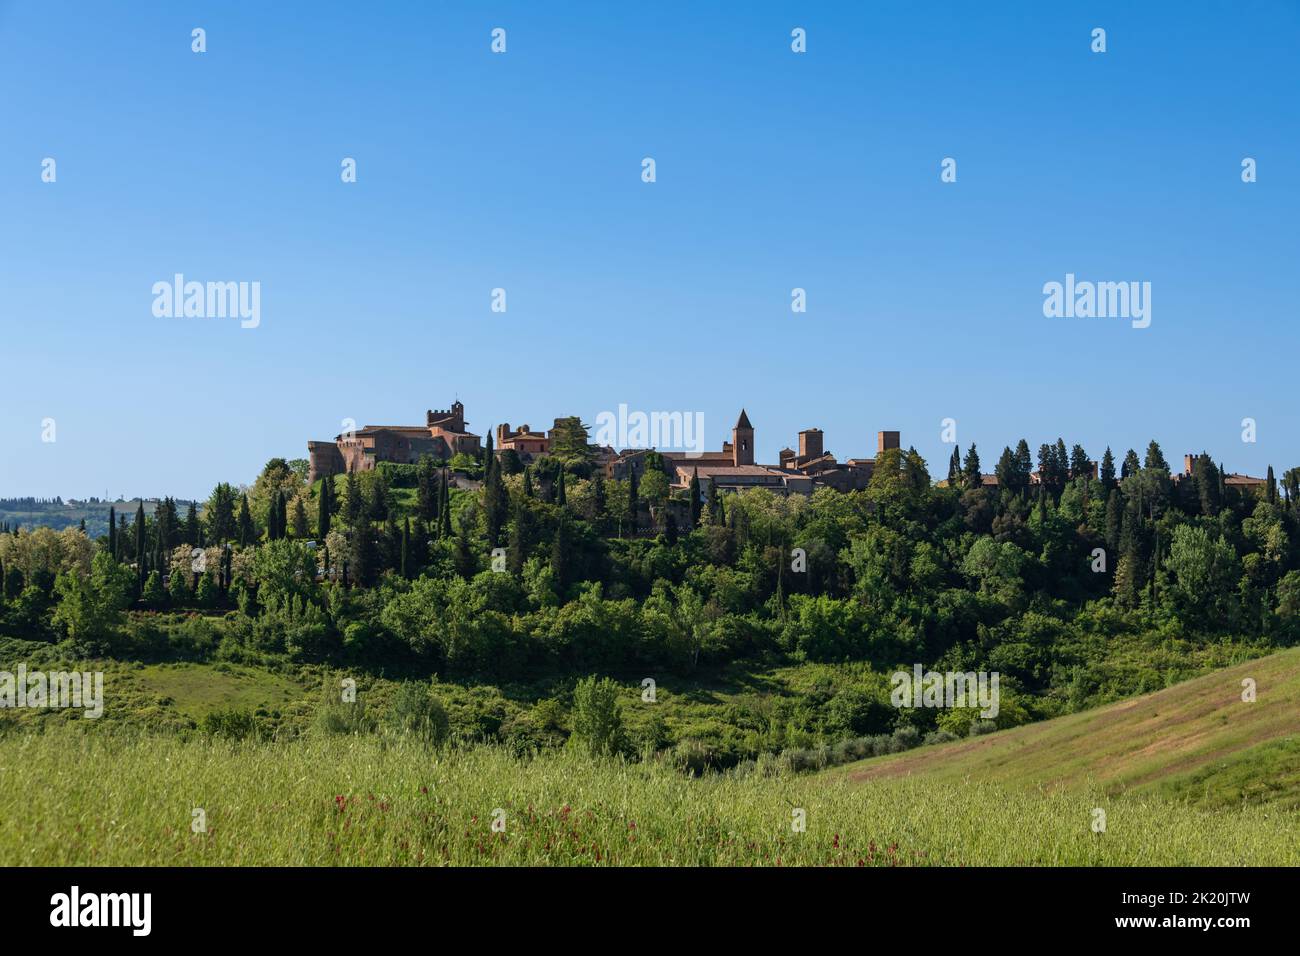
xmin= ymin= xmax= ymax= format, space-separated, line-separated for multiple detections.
xmin=891 ymin=725 xmax=921 ymax=751
xmin=201 ymin=708 xmax=260 ymax=741
xmin=923 ymin=729 xmax=960 ymax=746
xmin=569 ymin=675 xmax=625 ymax=757
xmin=671 ymin=738 xmax=720 ymax=776
xmin=314 ymin=680 xmax=375 ymax=736
xmin=384 ymin=682 xmax=450 ymax=745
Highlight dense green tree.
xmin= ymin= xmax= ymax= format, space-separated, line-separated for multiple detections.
xmin=551 ymin=517 xmax=571 ymax=592
xmin=238 ymin=494 xmax=256 ymax=546
xmin=1099 ymin=447 xmax=1116 ymax=490
xmin=416 ymin=456 xmax=438 ymax=521
xmin=368 ymin=472 xmax=390 ymax=522
xmin=962 ymin=444 xmax=981 ymax=490
xmin=317 ymin=480 xmax=332 ymax=538
xmin=549 ymin=416 xmax=596 ymax=474
xmin=206 ymin=483 xmax=237 ymax=544
xmin=688 ymin=468 xmax=702 ymax=527
xmin=1121 ymin=449 xmax=1140 ymax=480
xmin=1144 ymin=440 xmax=1169 ymax=473
xmin=453 ymin=523 xmax=475 ymax=580
xmin=1070 ymin=444 xmax=1091 ymax=480
xmin=348 ymin=520 xmax=379 ymax=588
xmin=169 ymin=561 xmax=191 ymax=605
xmin=570 ymin=675 xmax=625 ymax=757
xmin=401 ymin=517 xmax=412 ymax=579
xmin=183 ymin=501 xmax=200 ymax=545
xmin=439 ymin=471 xmax=453 ymax=540
xmin=343 ymin=471 xmax=363 ymax=526
xmin=133 ymin=502 xmax=146 ymax=590
xmin=140 ymin=569 xmax=166 ymax=608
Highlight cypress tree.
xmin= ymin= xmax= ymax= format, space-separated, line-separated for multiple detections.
xmin=1267 ymin=465 xmax=1277 ymax=504
xmin=962 ymin=444 xmax=982 ymax=490
xmin=556 ymin=469 xmax=567 ymax=507
xmin=550 ymin=517 xmax=570 ymax=592
xmin=689 ymin=467 xmax=701 ymax=528
xmin=507 ymin=500 xmax=529 ymax=576
xmin=184 ymin=501 xmax=199 ymax=545
xmin=416 ymin=456 xmax=437 ymax=521
xmin=453 ymin=523 xmax=474 ymax=580
xmin=108 ymin=505 xmax=116 ymax=558
xmin=238 ymin=494 xmax=255 ymax=547
xmin=1104 ymin=489 xmax=1123 ymax=553
xmin=439 ymin=471 xmax=453 ymax=540
xmin=368 ymin=471 xmax=389 ymax=522
xmin=522 ymin=467 xmax=534 ymax=498
xmin=318 ymin=480 xmax=331 ymax=538
xmin=401 ymin=517 xmax=411 ymax=579
xmin=484 ymin=457 xmax=508 ymax=547
xmin=349 ymin=519 xmax=377 ymax=588
xmin=412 ymin=517 xmax=429 ymax=570
xmin=344 ymin=471 xmax=363 ymax=525
xmin=292 ymin=495 xmax=309 ymax=538
xmin=947 ymin=446 xmax=961 ymax=484
xmin=134 ymin=502 xmax=146 ymax=591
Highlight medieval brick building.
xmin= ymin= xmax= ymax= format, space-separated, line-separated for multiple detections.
xmin=651 ymin=410 xmax=896 ymax=498
xmin=307 ymin=401 xmax=481 ymax=482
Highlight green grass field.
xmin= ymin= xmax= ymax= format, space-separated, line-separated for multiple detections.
xmin=839 ymin=647 xmax=1300 ymax=810
xmin=2 ymin=732 xmax=1296 ymax=866
xmin=4 ymin=646 xmax=1298 ymax=866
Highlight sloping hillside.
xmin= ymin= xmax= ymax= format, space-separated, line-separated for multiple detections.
xmin=845 ymin=647 xmax=1300 ymax=809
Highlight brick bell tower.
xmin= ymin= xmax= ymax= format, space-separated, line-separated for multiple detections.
xmin=732 ymin=409 xmax=754 ymax=466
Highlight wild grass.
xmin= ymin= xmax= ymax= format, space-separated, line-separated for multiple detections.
xmin=1 ymin=729 xmax=1295 ymax=866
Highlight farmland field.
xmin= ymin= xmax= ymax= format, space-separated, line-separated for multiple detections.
xmin=2 ymin=728 xmax=1297 ymax=867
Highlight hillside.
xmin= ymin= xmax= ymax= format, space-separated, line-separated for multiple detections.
xmin=844 ymin=646 xmax=1300 ymax=809
xmin=0 ymin=498 xmax=195 ymax=538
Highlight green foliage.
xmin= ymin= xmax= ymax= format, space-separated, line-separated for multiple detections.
xmin=569 ymin=675 xmax=625 ymax=757
xmin=384 ymin=681 xmax=450 ymax=744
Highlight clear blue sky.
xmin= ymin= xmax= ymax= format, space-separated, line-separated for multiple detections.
xmin=1 ymin=1 xmax=1296 ymax=499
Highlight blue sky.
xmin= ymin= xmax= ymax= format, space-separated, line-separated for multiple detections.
xmin=1 ymin=1 xmax=1296 ymax=499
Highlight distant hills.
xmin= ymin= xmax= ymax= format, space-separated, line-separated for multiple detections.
xmin=0 ymin=498 xmax=196 ymax=539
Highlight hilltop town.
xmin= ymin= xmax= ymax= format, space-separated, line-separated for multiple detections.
xmin=306 ymin=399 xmax=1268 ymax=497
xmin=307 ymin=401 xmax=902 ymax=496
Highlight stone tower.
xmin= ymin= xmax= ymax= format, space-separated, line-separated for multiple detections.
xmin=732 ymin=409 xmax=754 ymax=466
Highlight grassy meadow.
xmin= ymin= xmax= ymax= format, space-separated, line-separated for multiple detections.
xmin=840 ymin=647 xmax=1300 ymax=810
xmin=1 ymin=730 xmax=1297 ymax=867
